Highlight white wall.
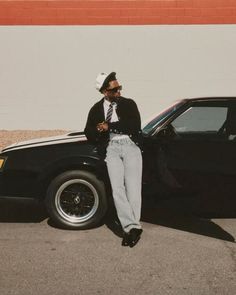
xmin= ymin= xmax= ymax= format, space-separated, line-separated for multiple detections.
xmin=0 ymin=25 xmax=236 ymax=130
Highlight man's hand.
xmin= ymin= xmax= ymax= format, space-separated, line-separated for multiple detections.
xmin=97 ymin=122 xmax=109 ymax=132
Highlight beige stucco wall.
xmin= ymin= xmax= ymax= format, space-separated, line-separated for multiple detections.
xmin=0 ymin=25 xmax=236 ymax=130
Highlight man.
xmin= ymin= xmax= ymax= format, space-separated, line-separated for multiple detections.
xmin=84 ymin=72 xmax=143 ymax=247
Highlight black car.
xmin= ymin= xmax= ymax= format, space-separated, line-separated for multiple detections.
xmin=0 ymin=97 xmax=236 ymax=229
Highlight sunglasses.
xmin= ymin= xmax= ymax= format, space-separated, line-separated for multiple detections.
xmin=106 ymin=86 xmax=122 ymax=93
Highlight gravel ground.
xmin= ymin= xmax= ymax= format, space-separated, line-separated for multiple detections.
xmin=0 ymin=130 xmax=69 ymax=151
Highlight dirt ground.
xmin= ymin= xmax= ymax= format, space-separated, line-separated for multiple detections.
xmin=0 ymin=130 xmax=69 ymax=151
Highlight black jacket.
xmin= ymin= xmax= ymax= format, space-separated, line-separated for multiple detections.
xmin=84 ymin=96 xmax=143 ymax=157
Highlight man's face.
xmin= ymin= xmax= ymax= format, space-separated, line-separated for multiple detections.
xmin=103 ymin=80 xmax=122 ymax=101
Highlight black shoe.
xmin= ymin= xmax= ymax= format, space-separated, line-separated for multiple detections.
xmin=121 ymin=233 xmax=130 ymax=247
xmin=129 ymin=228 xmax=143 ymax=248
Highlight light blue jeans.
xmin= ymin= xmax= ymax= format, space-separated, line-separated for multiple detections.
xmin=105 ymin=137 xmax=142 ymax=233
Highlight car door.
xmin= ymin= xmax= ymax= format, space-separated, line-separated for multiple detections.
xmin=146 ymin=100 xmax=236 ymax=202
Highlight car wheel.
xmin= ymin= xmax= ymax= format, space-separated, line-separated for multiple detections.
xmin=45 ymin=170 xmax=107 ymax=229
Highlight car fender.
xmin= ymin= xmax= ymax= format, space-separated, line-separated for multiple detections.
xmin=37 ymin=155 xmax=107 ymax=198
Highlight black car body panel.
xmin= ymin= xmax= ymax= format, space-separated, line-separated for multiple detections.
xmin=142 ymin=97 xmax=236 ymax=204
xmin=1 ymin=97 xmax=236 ymax=214
xmin=0 ymin=133 xmax=102 ymax=198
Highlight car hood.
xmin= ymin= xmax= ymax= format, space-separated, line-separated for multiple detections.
xmin=1 ymin=131 xmax=87 ymax=153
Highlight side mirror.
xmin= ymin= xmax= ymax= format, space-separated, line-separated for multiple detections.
xmin=156 ymin=127 xmax=168 ymax=137
xmin=155 ymin=124 xmax=179 ymax=140
xmin=147 ymin=126 xmax=169 ymax=144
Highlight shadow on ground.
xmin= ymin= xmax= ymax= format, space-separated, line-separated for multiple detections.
xmin=0 ymin=196 xmax=235 ymax=242
xmin=141 ymin=194 xmax=236 ymax=242
xmin=0 ymin=198 xmax=47 ymax=223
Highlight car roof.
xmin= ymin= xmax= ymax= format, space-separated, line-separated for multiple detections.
xmin=184 ymin=96 xmax=236 ymax=102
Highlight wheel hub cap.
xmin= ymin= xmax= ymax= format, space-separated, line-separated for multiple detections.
xmin=55 ymin=179 xmax=99 ymax=224
xmin=74 ymin=195 xmax=80 ymax=205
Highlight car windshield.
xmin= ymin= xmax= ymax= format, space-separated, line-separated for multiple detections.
xmin=142 ymin=100 xmax=186 ymax=135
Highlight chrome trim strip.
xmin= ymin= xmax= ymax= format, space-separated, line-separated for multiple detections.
xmin=2 ymin=136 xmax=87 ymax=152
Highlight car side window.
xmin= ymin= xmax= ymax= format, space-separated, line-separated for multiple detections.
xmin=170 ymin=106 xmax=228 ymax=140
